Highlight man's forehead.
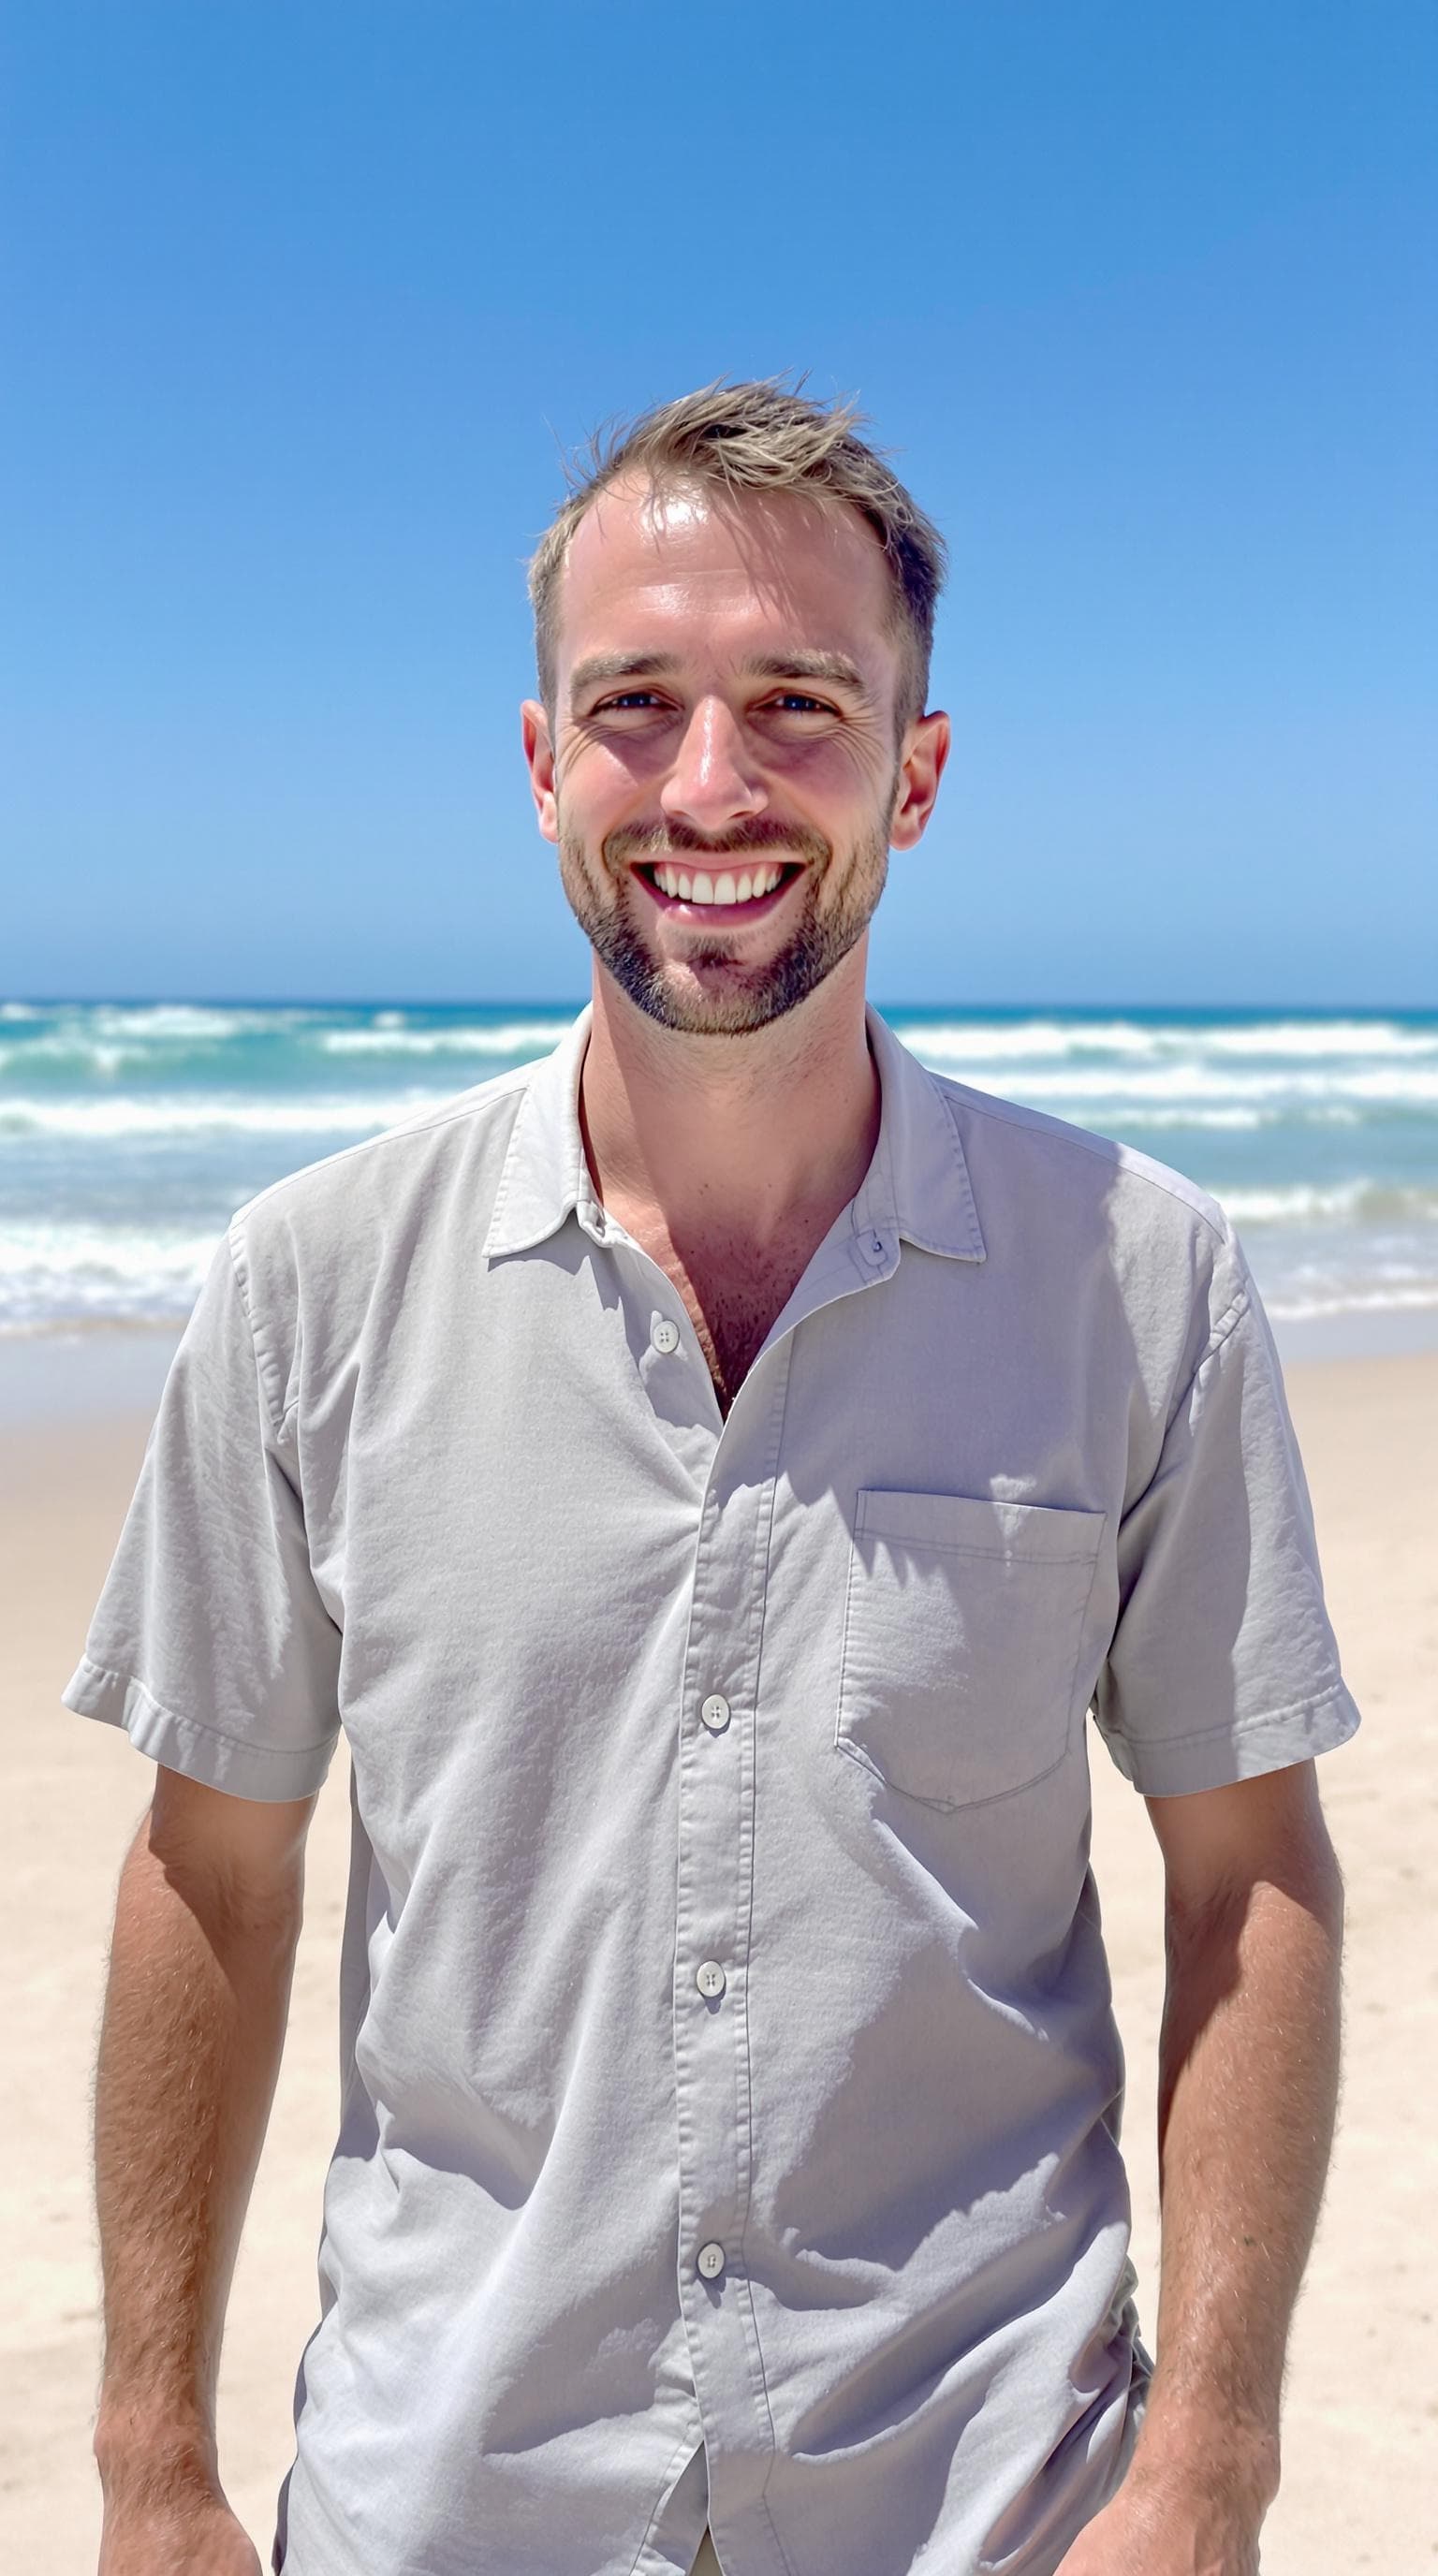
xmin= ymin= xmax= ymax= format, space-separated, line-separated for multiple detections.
xmin=575 ymin=468 xmax=870 ymax=552
xmin=555 ymin=474 xmax=896 ymax=671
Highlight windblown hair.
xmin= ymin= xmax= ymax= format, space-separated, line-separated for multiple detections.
xmin=527 ymin=376 xmax=947 ymax=734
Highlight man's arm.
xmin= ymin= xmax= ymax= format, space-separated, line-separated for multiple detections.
xmin=1058 ymin=1758 xmax=1344 ymax=2575
xmin=92 ymin=1764 xmax=317 ymax=2574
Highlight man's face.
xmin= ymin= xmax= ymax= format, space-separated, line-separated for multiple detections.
xmin=522 ymin=477 xmax=947 ymax=1037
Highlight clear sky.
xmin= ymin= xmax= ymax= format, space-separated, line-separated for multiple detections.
xmin=3 ymin=0 xmax=1433 ymax=1006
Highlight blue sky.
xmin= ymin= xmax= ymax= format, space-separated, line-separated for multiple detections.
xmin=3 ymin=1 xmax=1433 ymax=1006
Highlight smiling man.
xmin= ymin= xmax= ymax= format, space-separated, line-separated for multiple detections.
xmin=67 ymin=381 xmax=1357 ymax=2576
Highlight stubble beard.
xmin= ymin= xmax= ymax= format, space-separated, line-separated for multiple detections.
xmin=557 ymin=810 xmax=894 ymax=1038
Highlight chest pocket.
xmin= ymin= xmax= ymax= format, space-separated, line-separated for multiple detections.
xmin=836 ymin=1489 xmax=1106 ymax=1810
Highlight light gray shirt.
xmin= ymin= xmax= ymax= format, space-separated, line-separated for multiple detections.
xmin=62 ymin=1003 xmax=1359 ymax=2576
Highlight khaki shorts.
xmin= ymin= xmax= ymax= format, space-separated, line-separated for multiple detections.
xmin=689 ymin=2530 xmax=724 ymax=2575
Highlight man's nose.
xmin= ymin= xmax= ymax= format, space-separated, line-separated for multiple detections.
xmin=659 ymin=697 xmax=767 ymax=835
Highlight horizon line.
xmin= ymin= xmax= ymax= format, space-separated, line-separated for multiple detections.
xmin=4 ymin=995 xmax=1437 ymax=1019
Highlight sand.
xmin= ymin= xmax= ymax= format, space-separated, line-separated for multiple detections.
xmin=3 ymin=1354 xmax=1434 ymax=2572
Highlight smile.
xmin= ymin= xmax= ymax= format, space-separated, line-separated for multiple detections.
xmin=634 ymin=860 xmax=803 ymax=916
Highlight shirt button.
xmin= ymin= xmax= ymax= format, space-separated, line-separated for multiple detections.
xmin=697 ymin=2241 xmax=726 ymax=2280
xmin=651 ymin=1317 xmax=681 ymax=1354
xmin=862 ymin=1233 xmax=887 ymax=1265
xmin=699 ymin=1694 xmax=730 ymax=1733
xmin=696 ymin=1959 xmax=726 ymax=1998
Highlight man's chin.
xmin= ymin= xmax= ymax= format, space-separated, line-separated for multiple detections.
xmin=614 ymin=962 xmax=811 ymax=1039
xmin=590 ymin=929 xmax=821 ymax=1036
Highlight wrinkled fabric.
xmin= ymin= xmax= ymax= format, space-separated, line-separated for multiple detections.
xmin=63 ymin=1005 xmax=1358 ymax=2576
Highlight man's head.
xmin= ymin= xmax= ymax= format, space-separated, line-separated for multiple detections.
xmin=521 ymin=378 xmax=951 ymax=1038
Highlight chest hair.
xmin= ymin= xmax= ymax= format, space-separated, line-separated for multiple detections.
xmin=631 ymin=1219 xmax=827 ymax=1416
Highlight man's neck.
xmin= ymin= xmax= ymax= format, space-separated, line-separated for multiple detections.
xmin=578 ymin=953 xmax=881 ymax=1253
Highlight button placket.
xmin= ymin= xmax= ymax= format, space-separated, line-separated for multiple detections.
xmin=670 ymin=1367 xmax=789 ymax=2455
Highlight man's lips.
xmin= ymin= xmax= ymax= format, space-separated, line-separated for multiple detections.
xmin=631 ymin=858 xmax=804 ymax=923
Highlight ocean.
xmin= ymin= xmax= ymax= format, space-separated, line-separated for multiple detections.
xmin=3 ymin=1000 xmax=1437 ymax=1363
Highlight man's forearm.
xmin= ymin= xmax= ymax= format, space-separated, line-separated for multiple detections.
xmin=1129 ymin=1848 xmax=1344 ymax=2512
xmin=92 ymin=1819 xmax=300 ymax=2504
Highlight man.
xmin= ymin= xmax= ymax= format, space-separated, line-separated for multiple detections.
xmin=66 ymin=379 xmax=1357 ymax=2576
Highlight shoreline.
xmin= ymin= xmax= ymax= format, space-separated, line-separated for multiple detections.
xmin=4 ymin=1299 xmax=1438 ymax=1431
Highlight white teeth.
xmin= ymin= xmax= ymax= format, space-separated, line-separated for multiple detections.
xmin=650 ymin=860 xmax=787 ymax=903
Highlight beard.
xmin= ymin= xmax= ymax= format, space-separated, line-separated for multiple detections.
xmin=557 ymin=807 xmax=893 ymax=1037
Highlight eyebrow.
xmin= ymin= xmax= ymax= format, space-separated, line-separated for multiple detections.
xmin=744 ymin=652 xmax=868 ymax=692
xmin=568 ymin=654 xmax=671 ymax=697
xmin=568 ymin=650 xmax=871 ymax=702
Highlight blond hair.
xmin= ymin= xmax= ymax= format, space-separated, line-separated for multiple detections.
xmin=527 ymin=376 xmax=947 ymax=734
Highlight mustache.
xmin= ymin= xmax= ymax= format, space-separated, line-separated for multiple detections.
xmin=604 ymin=818 xmax=830 ymax=869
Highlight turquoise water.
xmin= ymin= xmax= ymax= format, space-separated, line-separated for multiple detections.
xmin=3 ymin=1000 xmax=1437 ymax=1344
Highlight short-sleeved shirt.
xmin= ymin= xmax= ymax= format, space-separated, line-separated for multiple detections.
xmin=62 ymin=1003 xmax=1359 ymax=2576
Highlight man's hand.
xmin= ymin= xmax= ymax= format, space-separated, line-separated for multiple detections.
xmin=98 ymin=2493 xmax=263 ymax=2575
xmin=1053 ymin=2463 xmax=1261 ymax=2575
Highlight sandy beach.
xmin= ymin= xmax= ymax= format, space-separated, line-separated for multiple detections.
xmin=3 ymin=1349 xmax=1433 ymax=2573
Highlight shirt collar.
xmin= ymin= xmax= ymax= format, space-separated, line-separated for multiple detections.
xmin=483 ymin=1005 xmax=601 ymax=1258
xmin=853 ymin=1003 xmax=986 ymax=1265
xmin=483 ymin=1001 xmax=986 ymax=1267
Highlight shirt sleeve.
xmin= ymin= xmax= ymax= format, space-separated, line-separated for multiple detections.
xmin=1092 ymin=1239 xmax=1361 ymax=1796
xmin=59 ymin=1222 xmax=343 ymax=1802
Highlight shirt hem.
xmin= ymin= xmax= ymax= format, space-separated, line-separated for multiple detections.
xmin=59 ymin=1655 xmax=338 ymax=1802
xmin=1095 ymin=1676 xmax=1360 ymax=1796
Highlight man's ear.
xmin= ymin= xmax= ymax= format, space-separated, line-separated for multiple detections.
xmin=521 ymin=698 xmax=559 ymax=847
xmin=889 ymin=709 xmax=950 ymax=851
